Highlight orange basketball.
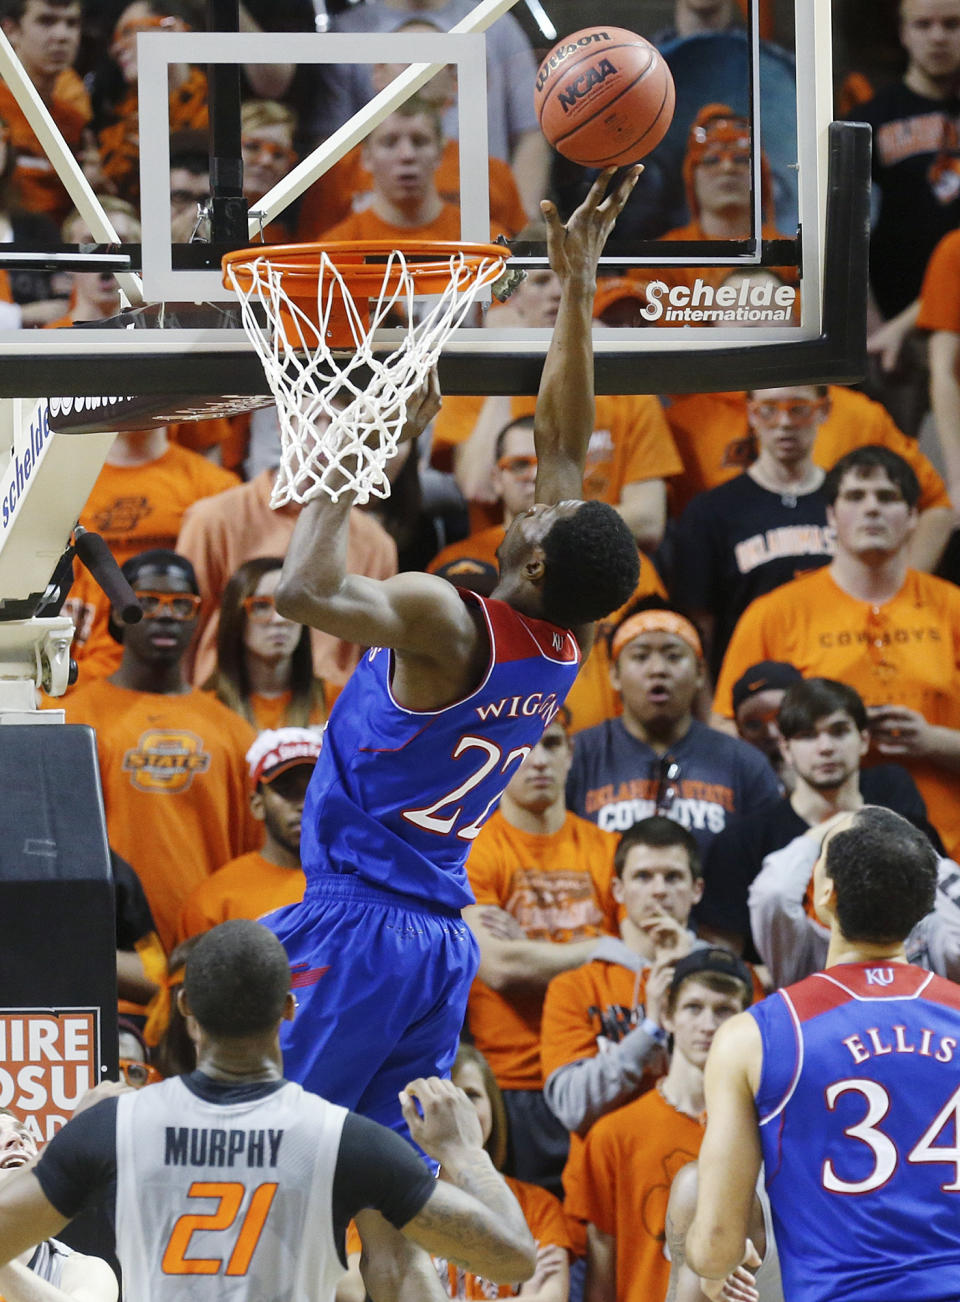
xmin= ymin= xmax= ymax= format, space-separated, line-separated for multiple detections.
xmin=534 ymin=26 xmax=676 ymax=168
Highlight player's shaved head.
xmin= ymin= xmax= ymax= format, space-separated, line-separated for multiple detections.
xmin=184 ymin=920 xmax=291 ymax=1037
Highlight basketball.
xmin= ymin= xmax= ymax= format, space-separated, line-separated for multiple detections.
xmin=534 ymin=26 xmax=676 ymax=168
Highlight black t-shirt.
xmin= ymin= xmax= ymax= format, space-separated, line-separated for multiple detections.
xmin=854 ymin=82 xmax=960 ymax=315
xmin=111 ymin=851 xmax=156 ymax=951
xmin=699 ymin=764 xmax=941 ymax=962
xmin=672 ymin=473 xmax=834 ymax=677
xmin=34 ymin=1072 xmax=436 ymax=1268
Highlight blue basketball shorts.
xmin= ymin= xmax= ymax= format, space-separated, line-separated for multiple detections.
xmin=263 ymin=876 xmax=479 ymax=1149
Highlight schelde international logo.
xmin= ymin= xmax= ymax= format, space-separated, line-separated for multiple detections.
xmin=641 ymin=278 xmax=797 ymax=323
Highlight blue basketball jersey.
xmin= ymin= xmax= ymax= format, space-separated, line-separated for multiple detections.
xmin=300 ymin=591 xmax=581 ymax=912
xmin=751 ymin=963 xmax=960 ymax=1302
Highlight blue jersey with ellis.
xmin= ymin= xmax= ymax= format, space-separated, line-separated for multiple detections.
xmin=300 ymin=591 xmax=581 ymax=912
xmin=751 ymin=962 xmax=960 ymax=1302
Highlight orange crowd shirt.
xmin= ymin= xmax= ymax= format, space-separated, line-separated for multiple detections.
xmin=98 ymin=67 xmax=208 ymax=204
xmin=60 ymin=681 xmax=262 ymax=951
xmin=319 ymin=202 xmax=509 ymax=244
xmin=713 ymin=566 xmax=960 ymax=858
xmin=432 ymin=395 xmax=682 ymax=507
xmin=466 ymin=810 xmax=618 ymax=1091
xmin=665 ymin=386 xmax=951 ymax=517
xmin=176 ymin=851 xmax=306 ymax=944
xmin=65 ymin=445 xmax=238 ymax=681
xmin=0 ymin=71 xmax=90 ymax=220
xmin=346 ymin=1176 xmax=572 ymax=1298
xmin=918 ymin=229 xmax=960 ymax=333
xmin=566 ymin=1088 xmax=704 ymax=1302
xmin=298 ymin=139 xmax=528 ymax=240
xmin=176 ymin=469 xmax=397 ymax=687
xmin=540 ymin=954 xmax=653 ymax=1086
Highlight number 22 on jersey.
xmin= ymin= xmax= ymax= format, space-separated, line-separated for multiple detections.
xmin=162 ymin=1181 xmax=278 ymax=1275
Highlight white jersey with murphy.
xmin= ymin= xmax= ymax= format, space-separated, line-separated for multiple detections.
xmin=115 ymin=1076 xmax=347 ymax=1302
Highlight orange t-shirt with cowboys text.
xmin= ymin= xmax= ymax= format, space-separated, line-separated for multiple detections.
xmin=714 ymin=565 xmax=960 ymax=859
xmin=466 ymin=810 xmax=618 ymax=1090
xmin=60 ymin=681 xmax=262 ymax=950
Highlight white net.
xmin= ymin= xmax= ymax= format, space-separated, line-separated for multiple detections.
xmin=224 ymin=246 xmax=506 ymax=507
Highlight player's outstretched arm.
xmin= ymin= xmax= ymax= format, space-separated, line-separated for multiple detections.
xmin=534 ymin=166 xmax=641 ymax=506
xmin=685 ymin=1015 xmax=763 ymax=1284
xmin=397 ymin=1078 xmax=536 ymax=1284
xmin=276 ymin=372 xmax=478 ymax=662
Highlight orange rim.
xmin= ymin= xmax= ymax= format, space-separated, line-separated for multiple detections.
xmin=222 ymin=240 xmax=508 ymax=296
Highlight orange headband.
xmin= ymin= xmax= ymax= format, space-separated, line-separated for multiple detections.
xmin=611 ymin=611 xmax=703 ymax=662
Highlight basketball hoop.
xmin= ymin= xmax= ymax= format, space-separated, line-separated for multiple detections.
xmin=222 ymin=241 xmax=508 ymax=507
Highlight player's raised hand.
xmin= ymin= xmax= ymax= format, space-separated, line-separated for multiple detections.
xmin=397 ymin=366 xmax=442 ymax=445
xmin=541 ymin=165 xmax=642 ymax=284
xmin=399 ymin=1076 xmax=484 ymax=1164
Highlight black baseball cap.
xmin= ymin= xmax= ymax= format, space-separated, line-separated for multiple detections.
xmin=669 ymin=947 xmax=753 ymax=1004
xmin=731 ymin=660 xmax=802 ymax=713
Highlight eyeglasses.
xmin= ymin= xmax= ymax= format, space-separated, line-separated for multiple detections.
xmin=242 ymin=594 xmax=285 ymax=623
xmin=653 ymin=756 xmax=681 ymax=813
xmin=118 ymin=1059 xmax=163 ymax=1087
xmin=497 ymin=455 xmax=538 ymax=475
xmin=748 ymin=398 xmax=825 ymax=424
xmin=135 ymin=591 xmax=202 ymax=621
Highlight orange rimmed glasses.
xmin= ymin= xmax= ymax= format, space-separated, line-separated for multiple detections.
xmin=135 ymin=591 xmax=202 ymax=621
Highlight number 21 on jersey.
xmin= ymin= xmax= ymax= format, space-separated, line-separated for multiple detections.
xmin=162 ymin=1181 xmax=278 ymax=1275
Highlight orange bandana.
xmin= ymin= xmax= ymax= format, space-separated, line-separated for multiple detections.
xmin=611 ymin=611 xmax=703 ymax=662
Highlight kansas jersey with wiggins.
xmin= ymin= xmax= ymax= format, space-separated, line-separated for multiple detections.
xmin=301 ymin=590 xmax=581 ymax=912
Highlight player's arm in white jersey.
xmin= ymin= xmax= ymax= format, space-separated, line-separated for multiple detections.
xmin=685 ymin=1013 xmax=764 ymax=1290
xmin=274 ymin=167 xmax=641 ymax=671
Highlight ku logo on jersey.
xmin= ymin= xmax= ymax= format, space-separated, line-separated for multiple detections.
xmin=865 ymin=967 xmax=895 ymax=987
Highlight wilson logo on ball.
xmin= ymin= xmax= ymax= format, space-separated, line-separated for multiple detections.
xmin=557 ymin=58 xmax=618 ymax=113
xmin=534 ymin=30 xmax=611 ymax=92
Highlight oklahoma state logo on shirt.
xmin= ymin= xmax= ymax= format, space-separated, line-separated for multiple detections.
xmin=122 ymin=729 xmax=211 ymax=793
